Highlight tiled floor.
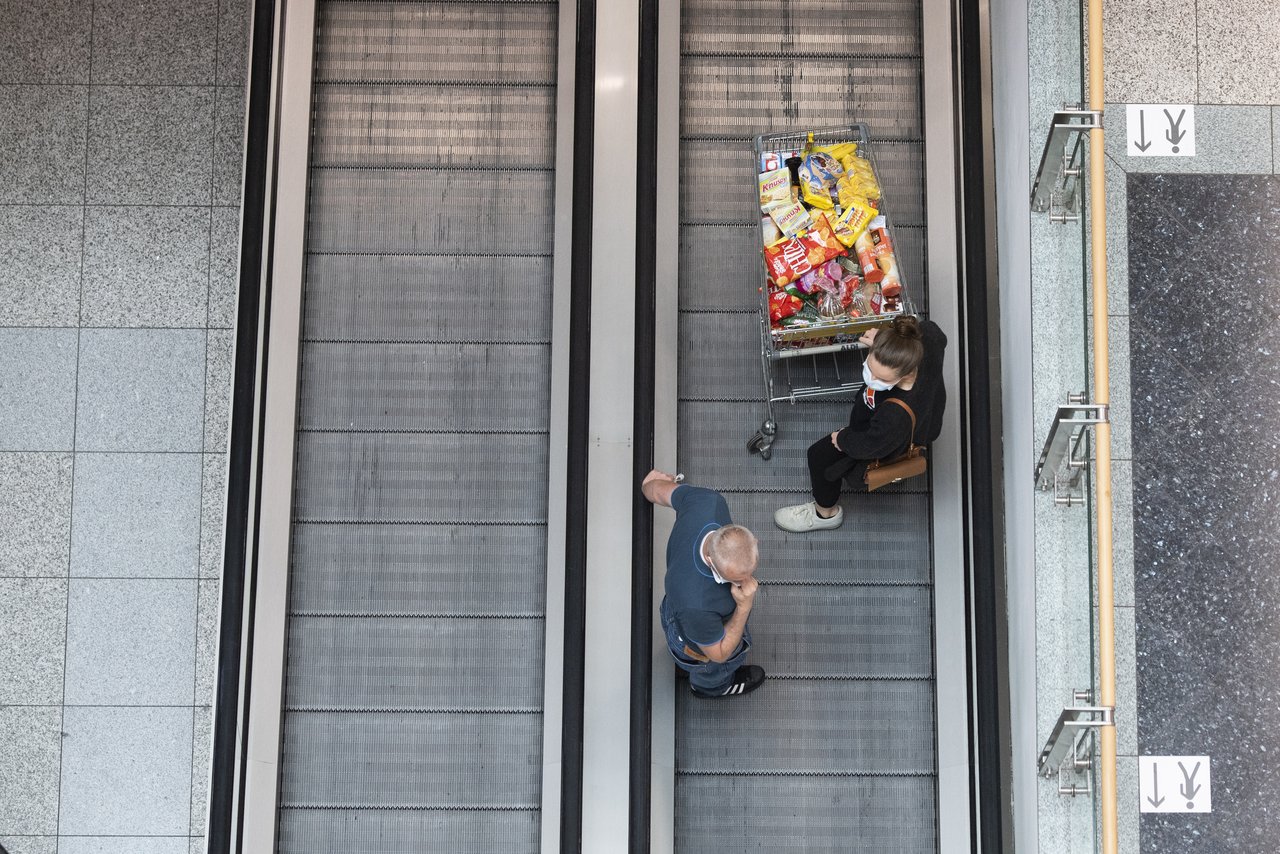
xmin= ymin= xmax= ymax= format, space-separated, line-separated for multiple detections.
xmin=0 ymin=0 xmax=248 ymax=850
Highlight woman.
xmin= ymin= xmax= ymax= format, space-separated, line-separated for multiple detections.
xmin=774 ymin=315 xmax=947 ymax=532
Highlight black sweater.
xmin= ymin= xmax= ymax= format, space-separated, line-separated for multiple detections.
xmin=835 ymin=319 xmax=947 ymax=462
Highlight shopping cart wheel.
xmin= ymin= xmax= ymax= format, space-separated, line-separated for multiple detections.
xmin=746 ymin=419 xmax=777 ymax=459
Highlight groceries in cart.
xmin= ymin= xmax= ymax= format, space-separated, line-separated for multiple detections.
xmin=756 ymin=129 xmax=908 ymax=342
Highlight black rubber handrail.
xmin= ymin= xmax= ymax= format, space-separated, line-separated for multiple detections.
xmin=208 ymin=0 xmax=276 ymax=851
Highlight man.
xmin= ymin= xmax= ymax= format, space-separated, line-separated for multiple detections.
xmin=642 ymin=469 xmax=766 ymax=698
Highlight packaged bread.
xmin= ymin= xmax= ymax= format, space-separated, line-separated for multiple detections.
xmin=761 ymin=215 xmax=784 ymax=247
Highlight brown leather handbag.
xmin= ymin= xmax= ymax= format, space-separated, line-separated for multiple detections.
xmin=864 ymin=398 xmax=928 ymax=492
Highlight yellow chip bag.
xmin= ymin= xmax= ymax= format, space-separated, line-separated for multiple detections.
xmin=813 ymin=142 xmax=858 ymax=162
xmin=831 ymin=199 xmax=877 ymax=247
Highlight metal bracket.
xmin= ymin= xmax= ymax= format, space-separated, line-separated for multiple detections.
xmin=1031 ymin=109 xmax=1104 ymax=218
xmin=1038 ymin=698 xmax=1114 ymax=793
xmin=1034 ymin=394 xmax=1110 ymax=501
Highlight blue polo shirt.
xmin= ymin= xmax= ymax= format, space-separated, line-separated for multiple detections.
xmin=664 ymin=485 xmax=736 ymax=651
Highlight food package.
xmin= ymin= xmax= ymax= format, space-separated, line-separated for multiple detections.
xmin=798 ymin=151 xmax=843 ymax=210
xmin=836 ymin=155 xmax=881 ymax=202
xmin=838 ymin=269 xmax=860 ymax=308
xmin=812 ymin=142 xmax=858 ymax=162
xmin=763 ymin=214 xmax=847 ymax=287
xmin=795 ymin=260 xmax=844 ymax=296
xmin=818 ymin=290 xmax=844 ymax=319
xmin=758 ymin=168 xmax=791 ymax=210
xmin=761 ymin=215 xmax=784 ymax=247
xmin=767 ymin=200 xmax=814 ymax=239
xmin=830 ymin=200 xmax=877 ymax=247
xmin=854 ymin=230 xmax=884 ymax=283
xmin=769 ymin=290 xmax=803 ymax=323
xmin=760 ymin=148 xmax=803 ymax=172
xmin=879 ymin=259 xmax=903 ymax=304
xmin=778 ymin=302 xmax=821 ymax=327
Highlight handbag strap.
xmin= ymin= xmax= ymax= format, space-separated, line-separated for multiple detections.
xmin=884 ymin=397 xmax=918 ymax=447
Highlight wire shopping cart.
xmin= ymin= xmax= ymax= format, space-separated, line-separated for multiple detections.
xmin=747 ymin=124 xmax=918 ymax=459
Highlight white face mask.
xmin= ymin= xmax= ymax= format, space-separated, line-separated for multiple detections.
xmin=862 ymin=361 xmax=896 ymax=392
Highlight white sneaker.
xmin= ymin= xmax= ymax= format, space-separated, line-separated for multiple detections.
xmin=774 ymin=502 xmax=843 ymax=533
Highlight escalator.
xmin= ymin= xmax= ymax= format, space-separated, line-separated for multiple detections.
xmin=273 ymin=2 xmax=559 ymax=850
xmin=233 ymin=0 xmax=953 ymax=850
xmin=672 ymin=0 xmax=938 ymax=849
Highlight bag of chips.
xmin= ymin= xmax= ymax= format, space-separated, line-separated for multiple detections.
xmin=763 ymin=214 xmax=847 ymax=287
xmin=769 ymin=290 xmax=803 ymax=323
xmin=829 ymin=201 xmax=877 ymax=247
xmin=798 ymin=151 xmax=842 ymax=210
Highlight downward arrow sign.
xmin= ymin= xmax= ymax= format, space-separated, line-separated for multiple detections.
xmin=1147 ymin=762 xmax=1166 ymax=808
xmin=1135 ymin=111 xmax=1152 ymax=152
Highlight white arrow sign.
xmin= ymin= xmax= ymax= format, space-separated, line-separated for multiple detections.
xmin=1127 ymin=104 xmax=1196 ymax=157
xmin=1139 ymin=755 xmax=1212 ymax=813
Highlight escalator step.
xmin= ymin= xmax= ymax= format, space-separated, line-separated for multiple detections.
xmin=674 ymin=678 xmax=935 ymax=772
xmin=284 ymin=616 xmax=544 ymax=709
xmin=289 ymin=523 xmax=548 ymax=613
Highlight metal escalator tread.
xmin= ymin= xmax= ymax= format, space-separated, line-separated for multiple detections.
xmin=297 ymin=342 xmax=552 ymax=432
xmin=675 ymin=775 xmax=938 ymax=853
xmin=302 ymin=254 xmax=553 ymax=343
xmin=674 ymin=0 xmax=934 ymax=848
xmin=276 ymin=1 xmax=557 ymax=849
xmin=277 ymin=808 xmax=539 ymax=854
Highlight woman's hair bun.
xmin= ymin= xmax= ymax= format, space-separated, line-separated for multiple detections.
xmin=891 ymin=315 xmax=922 ymax=340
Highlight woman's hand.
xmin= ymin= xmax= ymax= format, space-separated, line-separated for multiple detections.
xmin=858 ymin=328 xmax=879 ymax=348
xmin=830 ymin=431 xmax=841 ymax=451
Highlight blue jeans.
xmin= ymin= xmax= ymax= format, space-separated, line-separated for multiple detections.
xmin=660 ymin=597 xmax=751 ymax=694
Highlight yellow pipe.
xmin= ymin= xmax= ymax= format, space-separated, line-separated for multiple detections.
xmin=1087 ymin=0 xmax=1118 ymax=850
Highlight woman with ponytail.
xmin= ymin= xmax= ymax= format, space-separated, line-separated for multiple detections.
xmin=774 ymin=315 xmax=947 ymax=532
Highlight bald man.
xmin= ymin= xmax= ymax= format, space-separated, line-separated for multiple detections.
xmin=642 ymin=470 xmax=766 ymax=698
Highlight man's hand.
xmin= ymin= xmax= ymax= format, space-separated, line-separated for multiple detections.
xmin=730 ymin=576 xmax=758 ymax=611
xmin=830 ymin=430 xmax=841 ymax=451
xmin=641 ymin=469 xmax=682 ymax=508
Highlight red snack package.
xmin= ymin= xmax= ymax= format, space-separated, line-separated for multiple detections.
xmin=762 ymin=214 xmax=847 ymax=287
xmin=769 ymin=290 xmax=803 ymax=323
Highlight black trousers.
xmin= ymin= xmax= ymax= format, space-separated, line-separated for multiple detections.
xmin=806 ymin=436 xmax=869 ymax=508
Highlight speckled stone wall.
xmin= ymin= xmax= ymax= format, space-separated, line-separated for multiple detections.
xmin=1128 ymin=173 xmax=1280 ymax=852
xmin=0 ymin=2 xmax=248 ymax=853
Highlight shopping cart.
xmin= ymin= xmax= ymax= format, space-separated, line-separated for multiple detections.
xmin=746 ymin=124 xmax=917 ymax=459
